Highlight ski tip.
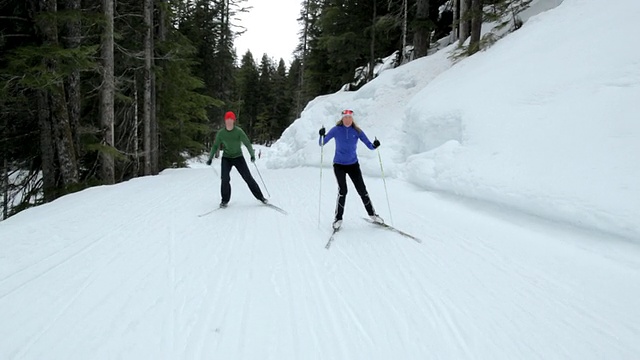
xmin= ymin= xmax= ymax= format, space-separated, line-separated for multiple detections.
xmin=264 ymin=203 xmax=288 ymax=215
xmin=362 ymin=217 xmax=422 ymax=243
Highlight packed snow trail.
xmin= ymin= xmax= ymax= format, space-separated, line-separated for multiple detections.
xmin=1 ymin=165 xmax=639 ymax=359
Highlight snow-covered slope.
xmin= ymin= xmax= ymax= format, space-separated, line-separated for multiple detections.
xmin=267 ymin=0 xmax=640 ymax=240
xmin=1 ymin=165 xmax=639 ymax=359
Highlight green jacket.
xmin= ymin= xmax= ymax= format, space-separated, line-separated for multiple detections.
xmin=209 ymin=126 xmax=255 ymax=160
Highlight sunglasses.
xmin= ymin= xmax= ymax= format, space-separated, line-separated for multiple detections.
xmin=341 ymin=109 xmax=354 ymax=116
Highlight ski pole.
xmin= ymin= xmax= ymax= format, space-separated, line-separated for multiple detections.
xmin=319 ymin=133 xmax=325 ymax=228
xmin=376 ymin=138 xmax=393 ymax=225
xmin=253 ymin=161 xmax=271 ymax=198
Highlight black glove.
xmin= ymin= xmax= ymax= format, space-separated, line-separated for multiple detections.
xmin=214 ymin=151 xmax=220 ymax=159
xmin=319 ymin=127 xmax=326 ymax=137
xmin=250 ymin=156 xmax=256 ymax=163
xmin=373 ymin=139 xmax=381 ymax=148
xmin=206 ymin=158 xmax=212 ymax=165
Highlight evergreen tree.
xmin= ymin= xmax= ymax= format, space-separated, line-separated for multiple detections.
xmin=37 ymin=0 xmax=80 ymax=187
xmin=60 ymin=0 xmax=82 ymax=160
xmin=453 ymin=0 xmax=533 ymax=55
xmin=0 ymin=0 xmax=228 ymax=217
xmin=101 ymin=0 xmax=115 ymax=183
xmin=468 ymin=0 xmax=483 ymax=55
xmin=156 ymin=30 xmax=219 ymax=167
xmin=287 ymin=57 xmax=305 ymax=118
xmin=412 ymin=0 xmax=443 ymax=58
xmin=1 ymin=0 xmax=44 ymax=208
xmin=301 ymin=0 xmax=417 ymax=94
xmin=294 ymin=0 xmax=322 ymax=115
xmin=255 ymin=54 xmax=275 ymax=143
xmin=235 ymin=51 xmax=260 ymax=139
xmin=485 ymin=0 xmax=532 ymax=32
xmin=312 ymin=0 xmax=372 ymax=91
xmin=272 ymin=59 xmax=293 ymax=137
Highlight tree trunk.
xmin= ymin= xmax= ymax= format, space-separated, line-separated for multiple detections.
xmin=37 ymin=90 xmax=57 ymax=202
xmin=49 ymin=90 xmax=79 ymax=186
xmin=143 ymin=0 xmax=153 ymax=175
xmin=297 ymin=0 xmax=310 ymax=117
xmin=368 ymin=0 xmax=376 ymax=81
xmin=101 ymin=0 xmax=115 ymax=184
xmin=37 ymin=0 xmax=79 ymax=188
xmin=2 ymin=126 xmax=7 ymax=219
xmin=154 ymin=0 xmax=166 ymax=173
xmin=402 ymin=0 xmax=408 ymax=62
xmin=459 ymin=0 xmax=471 ymax=46
xmin=468 ymin=0 xmax=483 ymax=54
xmin=158 ymin=0 xmax=167 ymax=42
xmin=413 ymin=0 xmax=430 ymax=59
xmin=133 ymin=74 xmax=140 ymax=176
xmin=62 ymin=0 xmax=81 ymax=160
xmin=2 ymin=159 xmax=6 ymax=220
xmin=450 ymin=0 xmax=459 ymax=43
xmin=151 ymin=68 xmax=158 ymax=174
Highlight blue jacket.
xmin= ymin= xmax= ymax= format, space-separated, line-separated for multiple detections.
xmin=319 ymin=125 xmax=375 ymax=165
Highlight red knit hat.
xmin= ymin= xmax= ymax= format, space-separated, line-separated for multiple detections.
xmin=224 ymin=111 xmax=236 ymax=121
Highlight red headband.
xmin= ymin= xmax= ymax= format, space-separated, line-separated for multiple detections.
xmin=341 ymin=109 xmax=354 ymax=117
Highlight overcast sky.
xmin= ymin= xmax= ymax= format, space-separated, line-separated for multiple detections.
xmin=234 ymin=0 xmax=302 ymax=64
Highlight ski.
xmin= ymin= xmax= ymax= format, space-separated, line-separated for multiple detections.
xmin=199 ymin=202 xmax=287 ymax=217
xmin=325 ymin=228 xmax=339 ymax=249
xmin=263 ymin=202 xmax=288 ymax=215
xmin=362 ymin=218 xmax=422 ymax=243
xmin=197 ymin=207 xmax=223 ymax=217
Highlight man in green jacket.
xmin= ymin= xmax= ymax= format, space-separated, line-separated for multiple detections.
xmin=206 ymin=111 xmax=267 ymax=208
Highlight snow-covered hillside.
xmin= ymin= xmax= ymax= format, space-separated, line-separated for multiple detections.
xmin=267 ymin=0 xmax=640 ymax=241
xmin=2 ymin=164 xmax=640 ymax=359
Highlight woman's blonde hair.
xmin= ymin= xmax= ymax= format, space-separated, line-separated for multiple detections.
xmin=335 ymin=119 xmax=362 ymax=133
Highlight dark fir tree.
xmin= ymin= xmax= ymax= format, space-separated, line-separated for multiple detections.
xmin=235 ymin=51 xmax=260 ymax=139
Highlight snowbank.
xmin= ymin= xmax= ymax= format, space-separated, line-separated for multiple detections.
xmin=268 ymin=0 xmax=640 ymax=240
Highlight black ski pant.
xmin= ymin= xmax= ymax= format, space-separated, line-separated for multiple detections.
xmin=333 ymin=162 xmax=375 ymax=221
xmin=220 ymin=156 xmax=265 ymax=203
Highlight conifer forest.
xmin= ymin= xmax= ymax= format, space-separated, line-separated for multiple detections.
xmin=1 ymin=0 xmax=530 ymax=217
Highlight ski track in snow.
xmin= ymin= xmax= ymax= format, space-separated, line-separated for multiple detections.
xmin=1 ymin=166 xmax=639 ymax=359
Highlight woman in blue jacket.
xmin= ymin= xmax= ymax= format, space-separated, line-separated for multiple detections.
xmin=319 ymin=109 xmax=384 ymax=230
